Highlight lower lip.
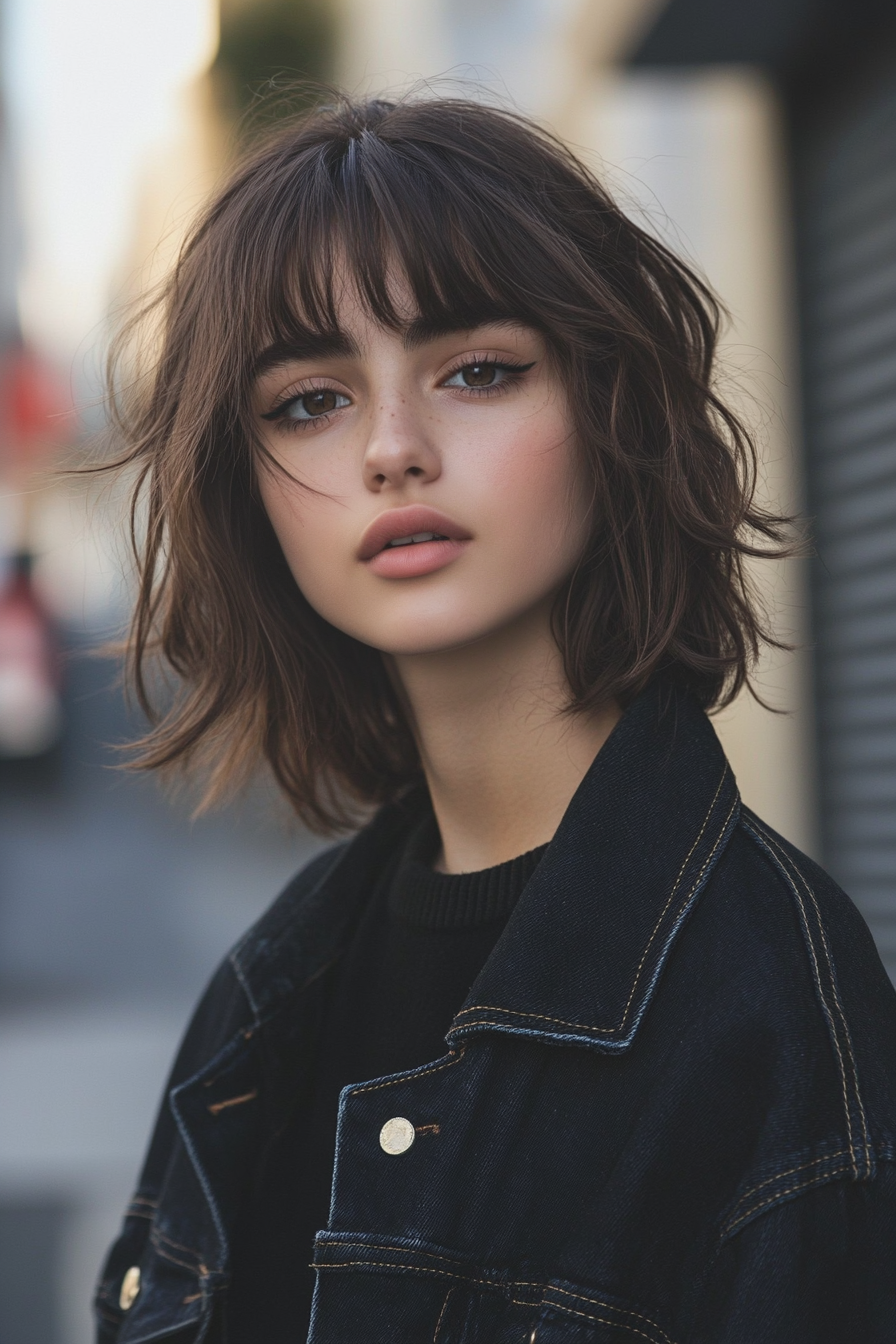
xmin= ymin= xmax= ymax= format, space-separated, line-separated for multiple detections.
xmin=365 ymin=539 xmax=468 ymax=579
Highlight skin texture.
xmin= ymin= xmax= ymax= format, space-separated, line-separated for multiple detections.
xmin=255 ymin=286 xmax=620 ymax=871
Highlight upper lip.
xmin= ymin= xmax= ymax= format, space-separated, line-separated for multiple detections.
xmin=358 ymin=506 xmax=471 ymax=560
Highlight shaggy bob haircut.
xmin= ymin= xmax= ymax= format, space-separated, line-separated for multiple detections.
xmin=106 ymin=94 xmax=790 ymax=832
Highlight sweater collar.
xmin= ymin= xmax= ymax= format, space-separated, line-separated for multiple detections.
xmin=233 ymin=680 xmax=739 ymax=1054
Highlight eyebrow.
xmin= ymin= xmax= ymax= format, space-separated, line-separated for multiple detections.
xmin=253 ymin=316 xmax=523 ymax=377
xmin=401 ymin=315 xmax=522 ymax=350
xmin=253 ymin=332 xmax=358 ymax=377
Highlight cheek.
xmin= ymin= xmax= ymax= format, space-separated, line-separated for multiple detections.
xmin=482 ymin=413 xmax=588 ymax=570
xmin=257 ymin=469 xmax=352 ymax=592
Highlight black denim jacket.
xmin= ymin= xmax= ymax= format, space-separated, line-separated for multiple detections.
xmin=95 ymin=683 xmax=896 ymax=1343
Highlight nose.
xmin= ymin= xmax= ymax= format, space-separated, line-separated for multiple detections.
xmin=361 ymin=398 xmax=441 ymax=493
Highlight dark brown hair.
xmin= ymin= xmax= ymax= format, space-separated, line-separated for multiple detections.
xmin=106 ymin=93 xmax=791 ymax=831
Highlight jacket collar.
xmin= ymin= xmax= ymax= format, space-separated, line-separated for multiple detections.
xmin=233 ymin=680 xmax=739 ymax=1053
xmin=448 ymin=680 xmax=740 ymax=1052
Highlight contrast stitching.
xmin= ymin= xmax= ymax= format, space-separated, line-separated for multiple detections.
xmin=316 ymin=1241 xmax=467 ymax=1270
xmin=546 ymin=1286 xmax=673 ymax=1344
xmin=153 ymin=1229 xmax=203 ymax=1259
xmin=741 ymin=818 xmax=854 ymax=1166
xmin=348 ymin=1051 xmax=465 ymax=1096
xmin=127 ymin=1208 xmax=155 ymax=1221
xmin=750 ymin=819 xmax=871 ymax=1170
xmin=315 ymin=1260 xmax=501 ymax=1287
xmin=207 ymin=1088 xmax=258 ymax=1115
xmin=615 ymin=769 xmax=729 ymax=1030
xmin=509 ymin=1292 xmax=536 ymax=1307
xmin=130 ymin=1196 xmax=158 ymax=1208
xmin=433 ymin=1287 xmax=454 ymax=1344
xmin=728 ymin=1149 xmax=849 ymax=1210
xmin=316 ymin=1251 xmax=673 ymax=1343
xmin=723 ymin=1164 xmax=853 ymax=1239
xmin=455 ymin=779 xmax=735 ymax=1039
xmin=550 ymin=1301 xmax=669 ymax=1344
xmin=741 ymin=818 xmax=859 ymax=1176
xmin=228 ymin=951 xmax=260 ymax=1025
xmin=150 ymin=1234 xmax=203 ymax=1275
xmin=753 ymin=821 xmax=866 ymax=1146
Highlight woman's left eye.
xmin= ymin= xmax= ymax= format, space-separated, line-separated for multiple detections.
xmin=442 ymin=360 xmax=532 ymax=390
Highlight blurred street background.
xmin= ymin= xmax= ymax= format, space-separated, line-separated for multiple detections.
xmin=0 ymin=0 xmax=894 ymax=1339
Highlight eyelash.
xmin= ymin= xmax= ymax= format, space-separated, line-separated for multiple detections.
xmin=263 ymin=357 xmax=535 ymax=434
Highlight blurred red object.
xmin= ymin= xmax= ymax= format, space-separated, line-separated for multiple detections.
xmin=0 ymin=551 xmax=62 ymax=757
xmin=0 ymin=344 xmax=74 ymax=473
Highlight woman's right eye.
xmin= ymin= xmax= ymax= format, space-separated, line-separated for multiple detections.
xmin=263 ymin=388 xmax=350 ymax=424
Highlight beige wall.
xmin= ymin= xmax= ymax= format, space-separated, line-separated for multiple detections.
xmin=561 ymin=65 xmax=818 ymax=855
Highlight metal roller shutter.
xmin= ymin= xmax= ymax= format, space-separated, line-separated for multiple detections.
xmin=797 ymin=65 xmax=896 ymax=980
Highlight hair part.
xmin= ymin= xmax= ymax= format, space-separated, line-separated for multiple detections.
xmin=103 ymin=92 xmax=794 ymax=832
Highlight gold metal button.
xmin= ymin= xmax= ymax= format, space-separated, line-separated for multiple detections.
xmin=379 ymin=1116 xmax=415 ymax=1155
xmin=119 ymin=1265 xmax=141 ymax=1312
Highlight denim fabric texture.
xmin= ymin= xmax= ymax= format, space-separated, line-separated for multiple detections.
xmin=94 ymin=682 xmax=896 ymax=1343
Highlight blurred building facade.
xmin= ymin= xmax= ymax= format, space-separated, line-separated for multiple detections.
xmin=629 ymin=0 xmax=896 ymax=992
xmin=0 ymin=0 xmax=895 ymax=1342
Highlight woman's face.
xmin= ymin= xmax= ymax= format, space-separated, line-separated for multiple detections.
xmin=253 ymin=286 xmax=591 ymax=657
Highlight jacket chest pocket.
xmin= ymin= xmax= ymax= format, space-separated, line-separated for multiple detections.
xmin=310 ymin=1233 xmax=675 ymax=1344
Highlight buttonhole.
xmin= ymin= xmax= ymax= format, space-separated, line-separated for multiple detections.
xmin=207 ymin=1087 xmax=258 ymax=1115
xmin=414 ymin=1122 xmax=440 ymax=1137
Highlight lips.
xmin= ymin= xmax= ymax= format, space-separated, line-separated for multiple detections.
xmin=359 ymin=506 xmax=471 ymax=579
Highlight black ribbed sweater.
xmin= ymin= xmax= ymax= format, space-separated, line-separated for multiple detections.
xmin=227 ymin=811 xmax=546 ymax=1342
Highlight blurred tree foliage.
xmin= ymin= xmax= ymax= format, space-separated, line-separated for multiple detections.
xmin=213 ymin=0 xmax=337 ymax=132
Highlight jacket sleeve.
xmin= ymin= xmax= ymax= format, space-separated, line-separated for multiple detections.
xmin=689 ymin=1164 xmax=896 ymax=1342
xmin=93 ymin=840 xmax=346 ymax=1342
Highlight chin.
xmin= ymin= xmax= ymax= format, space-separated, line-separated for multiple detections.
xmin=364 ymin=626 xmax=486 ymax=657
xmin=342 ymin=608 xmax=500 ymax=658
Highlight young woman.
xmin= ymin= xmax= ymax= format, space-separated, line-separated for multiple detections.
xmin=95 ymin=96 xmax=896 ymax=1344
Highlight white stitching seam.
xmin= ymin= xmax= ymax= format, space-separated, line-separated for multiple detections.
xmin=432 ymin=1287 xmax=454 ymax=1344
xmin=748 ymin=818 xmax=871 ymax=1174
xmin=316 ymin=1236 xmax=672 ymax=1340
xmin=722 ymin=1159 xmax=854 ymax=1239
xmin=453 ymin=772 xmax=735 ymax=1039
xmin=313 ymin=1260 xmax=673 ymax=1344
xmin=741 ymin=817 xmax=870 ymax=1180
xmin=347 ymin=1050 xmax=465 ymax=1097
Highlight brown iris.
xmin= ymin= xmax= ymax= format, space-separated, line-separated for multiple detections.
xmin=461 ymin=362 xmax=496 ymax=387
xmin=299 ymin=389 xmax=339 ymax=417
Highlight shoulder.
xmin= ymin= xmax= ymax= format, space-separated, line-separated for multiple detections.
xmin=718 ymin=808 xmax=896 ymax=1052
xmin=157 ymin=842 xmax=350 ymax=1094
xmin=154 ymin=790 xmax=424 ymax=1081
xmin=673 ymin=805 xmax=896 ymax=1233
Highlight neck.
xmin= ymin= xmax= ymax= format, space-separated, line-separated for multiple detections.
xmin=391 ymin=603 xmax=620 ymax=874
